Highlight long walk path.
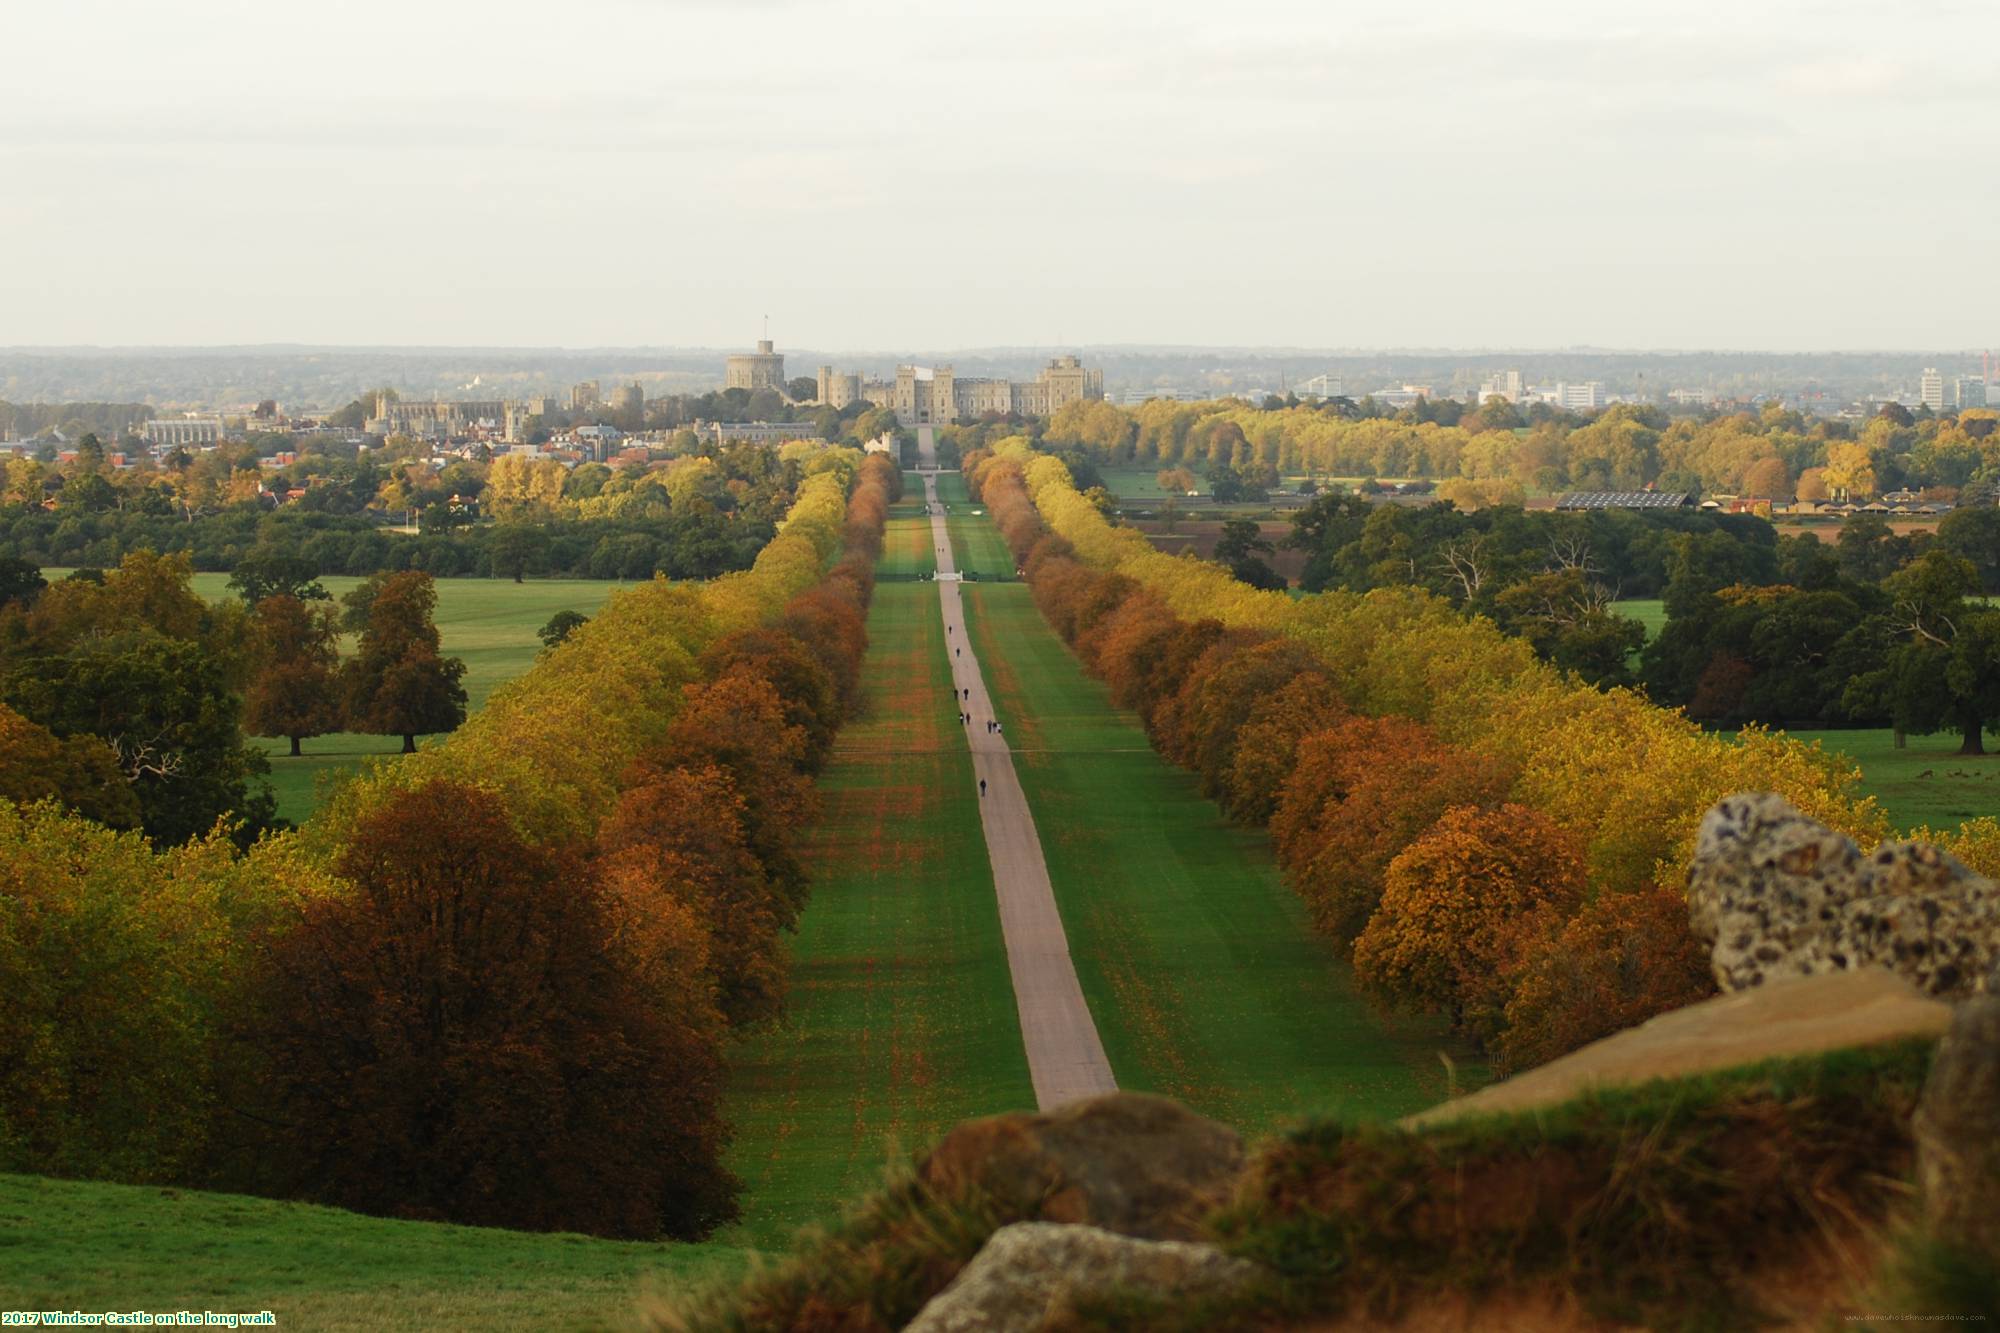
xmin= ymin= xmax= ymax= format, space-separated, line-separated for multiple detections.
xmin=919 ymin=428 xmax=1117 ymax=1110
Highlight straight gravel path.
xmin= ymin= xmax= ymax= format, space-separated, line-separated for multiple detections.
xmin=918 ymin=429 xmax=1117 ymax=1109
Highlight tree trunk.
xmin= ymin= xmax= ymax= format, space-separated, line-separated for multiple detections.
xmin=1894 ymin=726 xmax=1906 ymax=750
xmin=289 ymin=736 xmax=302 ymax=757
xmin=1959 ymin=718 xmax=1986 ymax=757
xmin=513 ymin=570 xmax=524 ymax=584
xmin=402 ymin=734 xmax=417 ymax=754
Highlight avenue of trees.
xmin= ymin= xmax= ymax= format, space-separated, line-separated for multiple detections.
xmin=968 ymin=441 xmax=1881 ymax=1071
xmin=0 ymin=447 xmax=898 ymax=1241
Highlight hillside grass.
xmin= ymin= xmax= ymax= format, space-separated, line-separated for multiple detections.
xmin=0 ymin=1172 xmax=748 ymax=1332
xmin=958 ymin=576 xmax=1462 ymax=1132
xmin=718 ymin=512 xmax=1034 ymax=1247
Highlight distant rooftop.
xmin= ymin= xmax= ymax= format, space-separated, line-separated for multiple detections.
xmin=1555 ymin=491 xmax=1698 ymax=511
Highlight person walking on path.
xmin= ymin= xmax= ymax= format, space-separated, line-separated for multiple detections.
xmin=979 ymin=778 xmax=987 ymax=797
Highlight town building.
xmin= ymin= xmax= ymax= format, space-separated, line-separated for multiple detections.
xmin=612 ymin=382 xmax=644 ymax=418
xmin=1297 ymin=372 xmax=1344 ymax=399
xmin=725 ymin=340 xmax=788 ymax=394
xmin=709 ymin=420 xmax=825 ymax=446
xmin=372 ymin=399 xmax=509 ymax=440
xmin=821 ymin=355 xmax=1103 ymax=424
xmin=1555 ymin=381 xmax=1605 ymax=412
xmin=1920 ymin=368 xmax=1945 ymax=412
xmin=1478 ymin=369 xmax=1524 ymax=404
xmin=1555 ymin=490 xmax=1698 ymax=511
xmin=140 ymin=417 xmax=226 ymax=448
xmin=1955 ymin=377 xmax=1987 ymax=410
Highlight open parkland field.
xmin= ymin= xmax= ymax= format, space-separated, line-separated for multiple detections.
xmin=1613 ymin=597 xmax=1998 ymax=832
xmin=42 ymin=570 xmax=628 ymax=823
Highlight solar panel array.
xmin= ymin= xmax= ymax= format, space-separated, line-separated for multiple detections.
xmin=1554 ymin=491 xmax=1697 ymax=510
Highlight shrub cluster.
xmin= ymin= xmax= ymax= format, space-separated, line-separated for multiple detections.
xmin=969 ymin=442 xmax=1883 ymax=1069
xmin=0 ymin=450 xmax=900 ymax=1240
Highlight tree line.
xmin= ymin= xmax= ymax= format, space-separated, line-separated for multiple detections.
xmin=0 ymin=435 xmax=813 ymax=580
xmin=0 ymin=450 xmax=899 ymax=1241
xmin=968 ymin=441 xmax=1887 ymax=1073
xmin=1040 ymin=395 xmax=2000 ymax=505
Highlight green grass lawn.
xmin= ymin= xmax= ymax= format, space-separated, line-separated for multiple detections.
xmin=878 ymin=481 xmax=937 ymax=578
xmin=1775 ymin=728 xmax=2000 ymax=833
xmin=0 ymin=1172 xmax=747 ymax=1331
xmin=1614 ymin=597 xmax=1667 ymax=640
xmin=959 ymin=579 xmax=1463 ymax=1133
xmin=718 ymin=518 xmax=1034 ymax=1247
xmin=1098 ymin=466 xmax=1197 ymax=501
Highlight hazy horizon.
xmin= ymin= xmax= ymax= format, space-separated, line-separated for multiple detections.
xmin=8 ymin=0 xmax=1997 ymax=350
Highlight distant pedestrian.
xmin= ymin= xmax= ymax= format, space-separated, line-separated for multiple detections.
xmin=996 ymin=721 xmax=1003 ymax=735
xmin=963 ymin=688 xmax=969 ymax=700
xmin=979 ymin=779 xmax=987 ymax=797
xmin=955 ymin=647 xmax=960 ymax=657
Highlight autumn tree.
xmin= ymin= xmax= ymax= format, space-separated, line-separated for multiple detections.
xmin=243 ymin=594 xmax=343 ymax=757
xmin=1223 ymin=672 xmax=1346 ymax=825
xmin=1498 ymin=883 xmax=1713 ymax=1072
xmin=650 ymin=671 xmax=817 ymax=916
xmin=1740 ymin=455 xmax=1792 ymax=500
xmin=1 ymin=551 xmax=275 ymax=845
xmin=1274 ymin=716 xmax=1514 ymax=940
xmin=699 ymin=628 xmax=842 ymax=773
xmin=340 ymin=571 xmax=466 ymax=753
xmin=236 ymin=781 xmax=737 ymax=1239
xmin=597 ymin=762 xmax=785 ymax=1027
xmin=1352 ymin=803 xmax=1586 ymax=1044
xmin=0 ymin=702 xmax=140 ymax=827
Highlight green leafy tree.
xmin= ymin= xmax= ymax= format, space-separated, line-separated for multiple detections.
xmin=1880 ymin=552 xmax=2000 ymax=754
xmin=228 ymin=549 xmax=329 ymax=605
xmin=538 ymin=609 xmax=589 ymax=649
xmin=244 ymin=595 xmax=342 ymax=756
xmin=489 ymin=522 xmax=546 ymax=583
xmin=341 ymin=571 xmax=466 ymax=753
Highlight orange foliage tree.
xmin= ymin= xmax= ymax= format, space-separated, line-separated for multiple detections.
xmin=1497 ymin=882 xmax=1715 ymax=1073
xmin=1275 ymin=716 xmax=1515 ymax=941
xmin=597 ymin=762 xmax=786 ymax=1027
xmin=1352 ymin=803 xmax=1587 ymax=1045
xmin=237 ymin=780 xmax=736 ymax=1239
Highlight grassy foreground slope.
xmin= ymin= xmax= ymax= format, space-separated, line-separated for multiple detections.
xmin=960 ymin=578 xmax=1456 ymax=1132
xmin=0 ymin=1172 xmax=745 ymax=1331
xmin=721 ymin=506 xmax=1034 ymax=1245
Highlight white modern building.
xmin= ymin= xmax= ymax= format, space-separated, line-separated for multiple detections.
xmin=1920 ymin=367 xmax=1945 ymax=412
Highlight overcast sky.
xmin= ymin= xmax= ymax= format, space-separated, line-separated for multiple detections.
xmin=4 ymin=0 xmax=1995 ymax=351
